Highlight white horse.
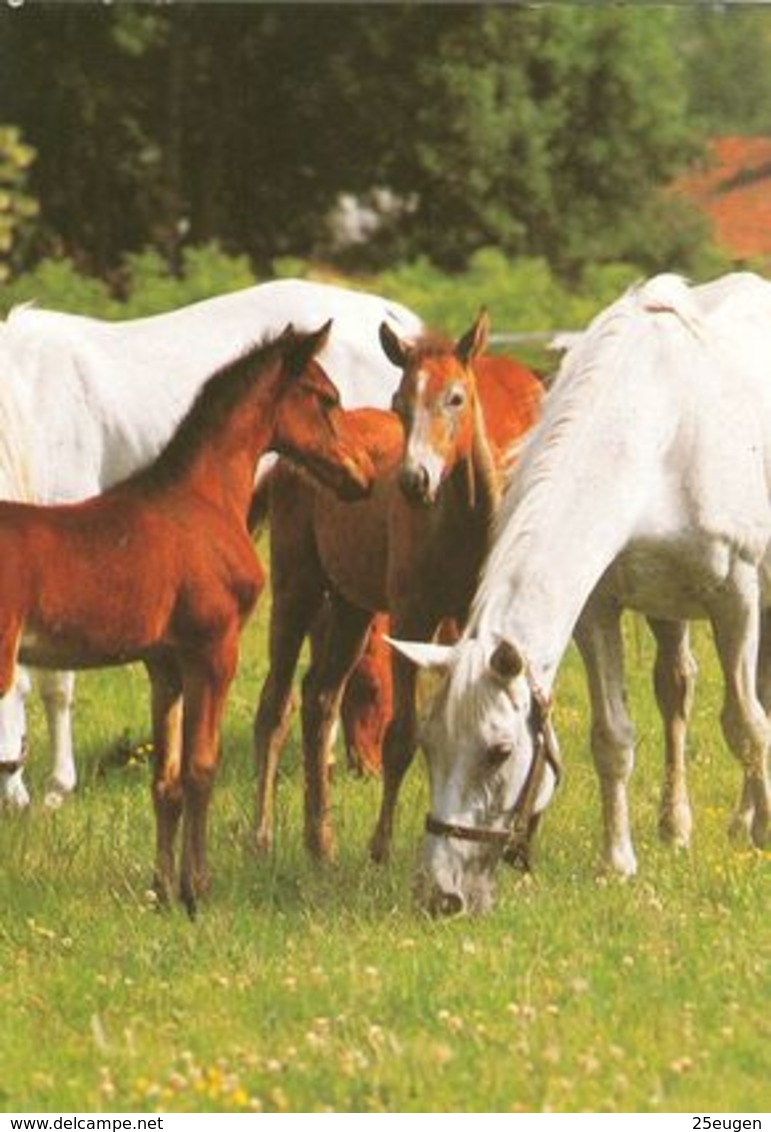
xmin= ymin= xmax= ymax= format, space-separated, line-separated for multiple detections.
xmin=0 ymin=278 xmax=422 ymax=809
xmin=390 ymin=271 xmax=771 ymax=915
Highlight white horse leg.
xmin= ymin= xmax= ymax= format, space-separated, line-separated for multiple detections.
xmin=574 ymin=594 xmax=637 ymax=877
xmin=36 ymin=669 xmax=77 ymax=808
xmin=708 ymin=564 xmax=771 ymax=848
xmin=0 ymin=770 xmax=30 ymax=809
xmin=648 ymin=618 xmax=696 ymax=848
xmin=0 ymin=667 xmax=32 ymax=810
xmin=727 ymin=608 xmax=771 ymax=840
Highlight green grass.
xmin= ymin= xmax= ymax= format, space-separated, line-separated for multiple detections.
xmin=1 ymin=607 xmax=770 ymax=1113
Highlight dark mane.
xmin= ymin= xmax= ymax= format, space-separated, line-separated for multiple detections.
xmin=132 ymin=329 xmax=292 ymax=490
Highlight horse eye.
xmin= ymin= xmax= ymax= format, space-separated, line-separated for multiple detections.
xmin=447 ymin=389 xmax=466 ymax=409
xmin=486 ymin=743 xmax=512 ymax=769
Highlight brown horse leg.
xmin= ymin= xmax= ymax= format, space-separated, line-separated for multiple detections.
xmin=369 ymin=646 xmax=421 ymax=863
xmin=340 ymin=613 xmax=393 ymax=775
xmin=146 ymin=654 xmax=184 ymax=907
xmin=300 ymin=593 xmax=373 ymax=859
xmin=179 ymin=632 xmax=239 ymax=916
xmin=0 ymin=617 xmax=22 ymax=696
xmin=254 ymin=480 xmax=324 ymax=854
xmin=253 ymin=576 xmax=324 ymax=854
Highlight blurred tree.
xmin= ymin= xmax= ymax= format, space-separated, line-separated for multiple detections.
xmin=682 ymin=4 xmax=771 ymax=134
xmin=0 ymin=125 xmax=38 ymax=282
xmin=0 ymin=3 xmax=719 ymax=278
xmin=374 ymin=6 xmax=703 ymax=272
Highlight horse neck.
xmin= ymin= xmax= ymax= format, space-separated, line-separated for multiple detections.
xmin=466 ymin=378 xmax=665 ymax=691
xmin=451 ymin=392 xmax=501 ymax=518
xmin=157 ymin=358 xmax=284 ymax=523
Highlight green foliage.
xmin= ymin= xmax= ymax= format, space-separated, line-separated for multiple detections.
xmin=0 ymin=243 xmax=257 ymax=320
xmin=1 ymin=256 xmax=115 ymax=316
xmin=1 ymin=618 xmax=770 ymax=1112
xmin=119 ymin=244 xmax=256 ymax=318
xmin=683 ymin=6 xmax=771 ymax=133
xmin=0 ymin=125 xmax=38 ymax=283
xmin=0 ymin=5 xmax=740 ymax=280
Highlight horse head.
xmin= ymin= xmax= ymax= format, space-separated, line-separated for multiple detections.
xmin=274 ymin=321 xmax=375 ymax=501
xmin=380 ymin=311 xmax=490 ymax=506
xmin=387 ymin=633 xmax=560 ymax=916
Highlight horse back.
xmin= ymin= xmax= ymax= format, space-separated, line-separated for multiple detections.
xmin=473 ymin=355 xmax=543 ymax=454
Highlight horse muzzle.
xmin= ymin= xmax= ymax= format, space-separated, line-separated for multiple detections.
xmin=0 ymin=735 xmax=28 ymax=776
xmin=398 ymin=464 xmax=435 ymax=507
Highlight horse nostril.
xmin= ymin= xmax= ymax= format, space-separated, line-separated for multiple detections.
xmin=399 ymin=464 xmax=430 ymax=504
xmin=431 ymin=890 xmax=465 ymax=918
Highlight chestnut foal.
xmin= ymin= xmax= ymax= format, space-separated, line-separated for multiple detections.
xmin=254 ymin=312 xmax=542 ymax=860
xmin=0 ymin=323 xmax=372 ymax=913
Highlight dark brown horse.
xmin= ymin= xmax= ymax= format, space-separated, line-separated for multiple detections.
xmin=253 ymin=312 xmax=543 ymax=860
xmin=0 ymin=322 xmax=372 ymax=912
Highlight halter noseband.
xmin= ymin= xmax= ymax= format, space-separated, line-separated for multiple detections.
xmin=424 ymin=675 xmax=561 ymax=870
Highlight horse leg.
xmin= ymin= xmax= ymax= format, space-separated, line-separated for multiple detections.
xmin=253 ymin=577 xmax=324 ymax=854
xmin=178 ymin=632 xmax=240 ymax=916
xmin=146 ymin=654 xmax=184 ymax=907
xmin=707 ymin=564 xmax=771 ymax=848
xmin=574 ymin=594 xmax=638 ymax=877
xmin=732 ymin=607 xmax=771 ymax=834
xmin=34 ymin=669 xmax=78 ymax=808
xmin=0 ymin=619 xmax=27 ymax=809
xmin=0 ymin=665 xmax=31 ymax=810
xmin=369 ymin=602 xmax=441 ymax=864
xmin=340 ymin=613 xmax=393 ymax=776
xmin=300 ymin=594 xmax=373 ymax=859
xmin=647 ymin=618 xmax=697 ymax=848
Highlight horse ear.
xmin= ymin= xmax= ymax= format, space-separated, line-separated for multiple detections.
xmin=285 ymin=319 xmax=333 ymax=377
xmin=380 ymin=321 xmax=411 ymax=369
xmin=384 ymin=636 xmax=454 ymax=671
xmin=488 ymin=639 xmax=524 ymax=684
xmin=455 ymin=309 xmax=490 ymax=365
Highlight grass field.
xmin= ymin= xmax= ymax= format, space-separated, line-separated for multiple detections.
xmin=1 ymin=582 xmax=770 ymax=1114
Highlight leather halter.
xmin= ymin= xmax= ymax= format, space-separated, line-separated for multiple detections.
xmin=0 ymin=734 xmax=28 ymax=777
xmin=424 ymin=676 xmax=561 ymax=870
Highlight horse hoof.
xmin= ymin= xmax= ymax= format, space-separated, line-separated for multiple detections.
xmin=305 ymin=828 xmax=336 ymax=861
xmin=1 ymin=784 xmax=31 ymax=810
xmin=658 ymin=812 xmax=692 ymax=850
xmin=369 ymin=834 xmax=390 ymax=865
xmin=750 ymin=813 xmax=770 ymax=850
xmin=181 ymin=890 xmax=198 ymax=921
xmin=43 ymin=788 xmax=68 ymax=810
xmin=600 ymin=846 xmax=637 ymax=878
xmin=728 ymin=810 xmax=753 ymax=847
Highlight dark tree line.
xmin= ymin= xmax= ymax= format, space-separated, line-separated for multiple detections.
xmin=2 ymin=3 xmax=771 ymax=279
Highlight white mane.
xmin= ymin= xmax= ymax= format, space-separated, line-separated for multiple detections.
xmin=468 ymin=275 xmax=707 ymax=649
xmin=486 ymin=279 xmax=697 ymax=588
xmin=0 ymin=324 xmax=39 ymax=500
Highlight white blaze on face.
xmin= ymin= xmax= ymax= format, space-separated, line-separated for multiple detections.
xmin=403 ymin=371 xmax=446 ymax=499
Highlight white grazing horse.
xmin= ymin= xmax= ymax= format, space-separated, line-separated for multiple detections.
xmin=0 ymin=278 xmax=422 ymax=809
xmin=390 ymin=272 xmax=771 ymax=915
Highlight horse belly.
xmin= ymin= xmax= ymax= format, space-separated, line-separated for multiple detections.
xmin=605 ymin=537 xmax=736 ymax=621
xmin=314 ymin=486 xmax=390 ymax=612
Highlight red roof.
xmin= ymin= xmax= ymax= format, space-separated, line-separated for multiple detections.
xmin=673 ymin=136 xmax=771 ymax=260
